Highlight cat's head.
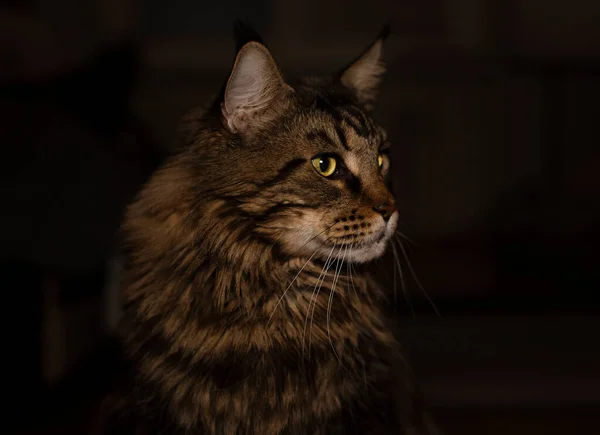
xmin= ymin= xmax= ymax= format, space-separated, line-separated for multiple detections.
xmin=187 ymin=24 xmax=396 ymax=264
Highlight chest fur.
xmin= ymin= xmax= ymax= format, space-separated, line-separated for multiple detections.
xmin=123 ymin=264 xmax=400 ymax=433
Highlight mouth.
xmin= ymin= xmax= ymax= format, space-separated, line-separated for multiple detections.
xmin=279 ymin=212 xmax=399 ymax=264
xmin=373 ymin=228 xmax=387 ymax=243
xmin=320 ymin=211 xmax=399 ymax=263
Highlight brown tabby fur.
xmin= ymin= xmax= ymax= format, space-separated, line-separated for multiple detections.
xmin=97 ymin=23 xmax=440 ymax=435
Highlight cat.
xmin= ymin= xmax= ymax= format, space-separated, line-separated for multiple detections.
xmin=96 ymin=22 xmax=440 ymax=435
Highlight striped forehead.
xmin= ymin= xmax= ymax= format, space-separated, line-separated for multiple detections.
xmin=304 ymin=96 xmax=383 ymax=154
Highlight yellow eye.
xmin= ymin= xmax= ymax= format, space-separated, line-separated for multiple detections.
xmin=378 ymin=154 xmax=384 ymax=168
xmin=311 ymin=155 xmax=337 ymax=177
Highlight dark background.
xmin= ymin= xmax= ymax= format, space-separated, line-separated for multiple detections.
xmin=2 ymin=1 xmax=599 ymax=434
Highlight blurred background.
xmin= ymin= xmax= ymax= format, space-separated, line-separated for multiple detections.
xmin=2 ymin=0 xmax=599 ymax=434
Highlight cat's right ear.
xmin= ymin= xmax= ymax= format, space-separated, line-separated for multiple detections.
xmin=221 ymin=42 xmax=289 ymax=135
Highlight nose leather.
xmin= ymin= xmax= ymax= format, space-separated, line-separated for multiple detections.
xmin=372 ymin=200 xmax=396 ymax=221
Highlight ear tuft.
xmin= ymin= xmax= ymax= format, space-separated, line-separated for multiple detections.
xmin=233 ymin=20 xmax=264 ymax=53
xmin=222 ymin=42 xmax=288 ymax=134
xmin=339 ymin=23 xmax=390 ymax=108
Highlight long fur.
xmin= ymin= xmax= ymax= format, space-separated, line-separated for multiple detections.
xmin=96 ymin=23 xmax=439 ymax=435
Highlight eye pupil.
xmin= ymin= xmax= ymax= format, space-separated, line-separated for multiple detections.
xmin=319 ymin=159 xmax=329 ymax=172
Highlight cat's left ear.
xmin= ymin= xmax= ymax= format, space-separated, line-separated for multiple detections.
xmin=339 ymin=23 xmax=390 ymax=109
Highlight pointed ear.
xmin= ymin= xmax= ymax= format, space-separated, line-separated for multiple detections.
xmin=339 ymin=24 xmax=390 ymax=108
xmin=221 ymin=42 xmax=289 ymax=134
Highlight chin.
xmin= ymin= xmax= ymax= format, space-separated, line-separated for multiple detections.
xmin=346 ymin=240 xmax=388 ymax=263
xmin=348 ymin=211 xmax=398 ymax=263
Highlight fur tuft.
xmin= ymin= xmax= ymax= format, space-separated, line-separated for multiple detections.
xmin=233 ymin=20 xmax=265 ymax=53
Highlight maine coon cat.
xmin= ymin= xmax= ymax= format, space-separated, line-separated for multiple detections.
xmin=98 ymin=22 xmax=439 ymax=435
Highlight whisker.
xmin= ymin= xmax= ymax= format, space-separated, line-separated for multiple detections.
xmin=346 ymin=243 xmax=359 ymax=300
xmin=350 ymin=262 xmax=362 ymax=298
xmin=327 ymin=245 xmax=347 ymax=368
xmin=302 ymin=244 xmax=335 ymax=359
xmin=391 ymin=240 xmax=414 ymax=317
xmin=343 ymin=244 xmax=368 ymax=391
xmin=391 ymin=243 xmax=398 ymax=307
xmin=395 ymin=227 xmax=419 ymax=247
xmin=395 ymin=234 xmax=441 ymax=317
xmin=267 ymin=250 xmax=318 ymax=325
xmin=308 ymin=248 xmax=338 ymax=359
